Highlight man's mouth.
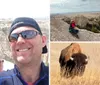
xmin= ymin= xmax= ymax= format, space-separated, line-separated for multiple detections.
xmin=17 ymin=48 xmax=31 ymax=52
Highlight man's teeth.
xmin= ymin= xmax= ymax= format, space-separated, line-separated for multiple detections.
xmin=18 ymin=48 xmax=29 ymax=52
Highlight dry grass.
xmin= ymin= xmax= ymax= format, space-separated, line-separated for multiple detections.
xmin=50 ymin=43 xmax=100 ymax=85
xmin=51 ymin=67 xmax=100 ymax=85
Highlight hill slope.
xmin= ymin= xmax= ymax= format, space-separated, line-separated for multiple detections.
xmin=51 ymin=14 xmax=100 ymax=41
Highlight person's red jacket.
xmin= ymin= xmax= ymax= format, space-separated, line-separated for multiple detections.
xmin=71 ymin=22 xmax=76 ymax=28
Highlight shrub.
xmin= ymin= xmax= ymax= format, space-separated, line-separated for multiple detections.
xmin=91 ymin=26 xmax=100 ymax=33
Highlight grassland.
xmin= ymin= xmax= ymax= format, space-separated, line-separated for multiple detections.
xmin=50 ymin=43 xmax=100 ymax=85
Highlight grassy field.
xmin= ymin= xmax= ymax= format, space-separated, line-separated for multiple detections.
xmin=50 ymin=43 xmax=100 ymax=85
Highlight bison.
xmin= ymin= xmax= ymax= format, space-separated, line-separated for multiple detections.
xmin=59 ymin=43 xmax=88 ymax=78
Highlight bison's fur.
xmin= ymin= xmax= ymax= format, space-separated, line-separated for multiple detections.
xmin=59 ymin=43 xmax=88 ymax=78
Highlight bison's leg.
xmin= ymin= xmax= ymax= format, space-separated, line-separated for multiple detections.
xmin=60 ymin=66 xmax=66 ymax=77
xmin=59 ymin=54 xmax=67 ymax=77
xmin=78 ymin=65 xmax=85 ymax=76
xmin=65 ymin=60 xmax=75 ymax=77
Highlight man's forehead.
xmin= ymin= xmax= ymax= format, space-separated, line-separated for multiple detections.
xmin=11 ymin=26 xmax=39 ymax=34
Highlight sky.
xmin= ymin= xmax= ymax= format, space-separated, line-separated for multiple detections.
xmin=0 ymin=0 xmax=50 ymax=19
xmin=51 ymin=0 xmax=67 ymax=4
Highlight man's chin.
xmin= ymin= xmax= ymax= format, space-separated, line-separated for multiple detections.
xmin=17 ymin=56 xmax=29 ymax=64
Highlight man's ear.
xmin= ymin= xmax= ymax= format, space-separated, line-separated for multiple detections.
xmin=42 ymin=35 xmax=47 ymax=47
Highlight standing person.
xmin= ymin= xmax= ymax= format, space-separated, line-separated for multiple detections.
xmin=0 ymin=17 xmax=49 ymax=85
xmin=69 ymin=20 xmax=79 ymax=34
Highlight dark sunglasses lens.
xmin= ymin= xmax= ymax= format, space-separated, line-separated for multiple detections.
xmin=9 ymin=34 xmax=18 ymax=42
xmin=22 ymin=30 xmax=38 ymax=39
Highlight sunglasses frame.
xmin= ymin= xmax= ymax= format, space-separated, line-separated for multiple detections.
xmin=8 ymin=30 xmax=41 ymax=42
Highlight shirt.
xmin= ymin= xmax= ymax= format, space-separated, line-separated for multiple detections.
xmin=0 ymin=62 xmax=49 ymax=85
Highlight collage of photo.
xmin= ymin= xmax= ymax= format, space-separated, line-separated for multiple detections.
xmin=0 ymin=0 xmax=100 ymax=85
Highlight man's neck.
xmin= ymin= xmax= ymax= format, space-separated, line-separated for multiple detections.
xmin=17 ymin=62 xmax=41 ymax=83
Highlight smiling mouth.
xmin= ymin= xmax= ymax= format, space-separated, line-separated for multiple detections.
xmin=17 ymin=48 xmax=31 ymax=52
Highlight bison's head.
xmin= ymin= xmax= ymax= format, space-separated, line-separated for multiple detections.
xmin=70 ymin=53 xmax=88 ymax=65
xmin=67 ymin=53 xmax=88 ymax=76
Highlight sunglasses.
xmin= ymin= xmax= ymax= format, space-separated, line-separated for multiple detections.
xmin=8 ymin=30 xmax=40 ymax=42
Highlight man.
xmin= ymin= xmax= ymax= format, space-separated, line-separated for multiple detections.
xmin=0 ymin=17 xmax=49 ymax=85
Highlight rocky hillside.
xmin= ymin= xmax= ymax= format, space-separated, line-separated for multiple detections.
xmin=0 ymin=19 xmax=49 ymax=63
xmin=51 ymin=13 xmax=100 ymax=41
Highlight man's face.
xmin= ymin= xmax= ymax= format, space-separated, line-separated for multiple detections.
xmin=9 ymin=26 xmax=46 ymax=65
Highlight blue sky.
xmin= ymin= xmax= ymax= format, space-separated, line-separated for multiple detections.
xmin=0 ymin=0 xmax=50 ymax=19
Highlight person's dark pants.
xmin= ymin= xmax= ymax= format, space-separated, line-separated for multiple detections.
xmin=69 ymin=28 xmax=79 ymax=34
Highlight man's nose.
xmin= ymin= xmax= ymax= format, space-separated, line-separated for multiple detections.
xmin=17 ymin=35 xmax=25 ymax=44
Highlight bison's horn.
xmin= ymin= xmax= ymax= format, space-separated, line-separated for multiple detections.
xmin=70 ymin=57 xmax=74 ymax=61
xmin=85 ymin=58 xmax=88 ymax=62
